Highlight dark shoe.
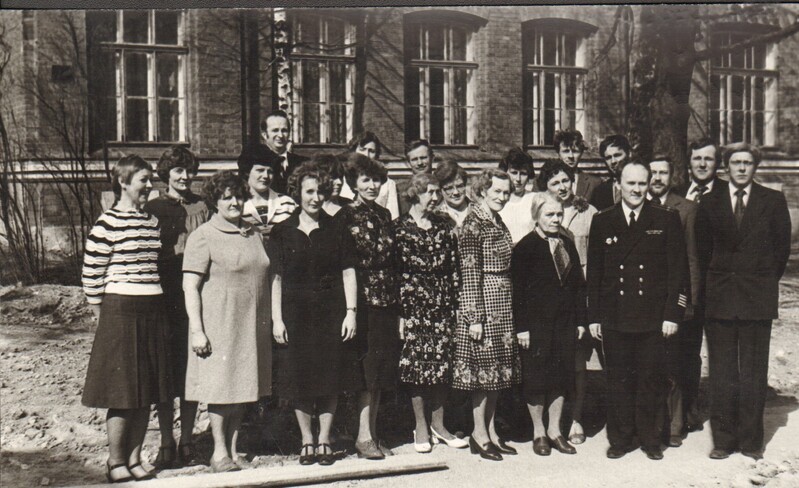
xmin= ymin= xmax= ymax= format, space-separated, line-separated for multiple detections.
xmin=355 ymin=440 xmax=385 ymax=460
xmin=642 ymin=446 xmax=664 ymax=460
xmin=607 ymin=446 xmax=629 ymax=459
xmin=491 ymin=438 xmax=517 ymax=455
xmin=177 ymin=443 xmax=199 ymax=467
xmin=105 ymin=463 xmax=133 ymax=484
xmin=533 ymin=437 xmax=551 ymax=456
xmin=469 ymin=437 xmax=503 ymax=461
xmin=210 ymin=456 xmax=241 ymax=473
xmin=299 ymin=444 xmax=316 ymax=465
xmin=686 ymin=422 xmax=704 ymax=433
xmin=154 ymin=445 xmax=177 ymax=470
xmin=668 ymin=435 xmax=683 ymax=448
xmin=709 ymin=448 xmax=733 ymax=460
xmin=741 ymin=450 xmax=763 ymax=461
xmin=317 ymin=443 xmax=335 ymax=466
xmin=127 ymin=463 xmax=155 ymax=481
xmin=549 ymin=436 xmax=576 ymax=455
xmin=376 ymin=439 xmax=395 ymax=457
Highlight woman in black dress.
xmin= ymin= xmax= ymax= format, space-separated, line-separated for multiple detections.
xmin=269 ymin=162 xmax=359 ymax=466
xmin=511 ymin=194 xmax=586 ymax=456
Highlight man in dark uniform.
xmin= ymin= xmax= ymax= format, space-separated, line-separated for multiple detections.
xmin=590 ymin=134 xmax=632 ymax=210
xmin=697 ymin=143 xmax=791 ymax=461
xmin=587 ymin=159 xmax=688 ymax=460
xmin=261 ymin=110 xmax=309 ymax=194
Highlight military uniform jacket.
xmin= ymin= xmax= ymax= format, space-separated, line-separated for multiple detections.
xmin=587 ymin=201 xmax=687 ymax=333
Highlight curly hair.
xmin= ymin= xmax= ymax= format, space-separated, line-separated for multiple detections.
xmin=344 ymin=153 xmax=388 ymax=191
xmin=202 ymin=170 xmax=249 ymax=212
xmin=237 ymin=143 xmax=279 ymax=180
xmin=403 ymin=172 xmax=439 ymax=205
xmin=535 ymin=160 xmax=575 ymax=192
xmin=156 ymin=146 xmax=199 ymax=183
xmin=553 ymin=129 xmax=587 ymax=153
xmin=471 ymin=168 xmax=513 ymax=198
xmin=434 ymin=159 xmax=468 ymax=187
xmin=498 ymin=147 xmax=535 ymax=177
xmin=112 ymin=155 xmax=152 ymax=198
xmin=348 ymin=131 xmax=382 ymax=160
xmin=287 ymin=161 xmax=333 ymax=203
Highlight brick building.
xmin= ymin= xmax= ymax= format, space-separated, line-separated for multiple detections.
xmin=2 ymin=5 xmax=799 ymax=251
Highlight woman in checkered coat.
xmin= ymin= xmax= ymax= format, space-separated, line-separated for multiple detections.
xmin=453 ymin=168 xmax=522 ymax=461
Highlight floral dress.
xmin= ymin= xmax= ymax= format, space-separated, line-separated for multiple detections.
xmin=393 ymin=213 xmax=459 ymax=385
xmin=452 ymin=203 xmax=521 ymax=391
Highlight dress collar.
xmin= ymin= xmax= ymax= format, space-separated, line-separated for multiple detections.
xmin=209 ymin=213 xmax=253 ymax=236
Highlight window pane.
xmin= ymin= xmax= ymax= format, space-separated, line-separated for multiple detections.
xmin=452 ymin=107 xmax=467 ymax=145
xmin=754 ymin=43 xmax=766 ymax=70
xmin=302 ymin=103 xmax=320 ymax=143
xmin=157 ymin=53 xmax=179 ymax=98
xmin=427 ymin=25 xmax=445 ymax=61
xmin=125 ymin=53 xmax=148 ymax=97
xmin=451 ymin=27 xmax=467 ymax=61
xmin=87 ymin=11 xmax=117 ymax=43
xmin=329 ymin=104 xmax=347 ymax=144
xmin=329 ymin=62 xmax=347 ymax=104
xmin=544 ymin=72 xmax=555 ymax=143
xmin=126 ymin=98 xmax=149 ymax=141
xmin=563 ymin=35 xmax=577 ymax=67
xmin=301 ymin=62 xmax=321 ymax=103
xmin=297 ymin=17 xmax=320 ymax=51
xmin=155 ymin=11 xmax=179 ymax=45
xmin=405 ymin=23 xmax=421 ymax=60
xmin=405 ymin=67 xmax=421 ymax=142
xmin=542 ymin=32 xmax=557 ymax=65
xmin=453 ymin=69 xmax=468 ymax=107
xmin=730 ymin=36 xmax=745 ymax=68
xmin=327 ymin=18 xmax=346 ymax=54
xmin=158 ymin=100 xmax=179 ymax=141
xmin=123 ymin=11 xmax=148 ymax=43
xmin=429 ymin=68 xmax=445 ymax=144
xmin=565 ymin=73 xmax=577 ymax=110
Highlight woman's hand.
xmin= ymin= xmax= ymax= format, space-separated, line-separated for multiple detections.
xmin=190 ymin=330 xmax=211 ymax=358
xmin=469 ymin=323 xmax=483 ymax=341
xmin=577 ymin=326 xmax=586 ymax=340
xmin=399 ymin=317 xmax=406 ymax=340
xmin=273 ymin=320 xmax=288 ymax=345
xmin=341 ymin=312 xmax=356 ymax=341
xmin=517 ymin=331 xmax=530 ymax=349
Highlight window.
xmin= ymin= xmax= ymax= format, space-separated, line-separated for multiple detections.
xmin=87 ymin=10 xmax=187 ymax=147
xmin=404 ymin=16 xmax=479 ymax=145
xmin=523 ymin=20 xmax=593 ymax=146
xmin=290 ymin=14 xmax=356 ymax=144
xmin=710 ymin=27 xmax=778 ymax=146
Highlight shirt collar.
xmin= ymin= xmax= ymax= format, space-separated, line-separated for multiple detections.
xmin=621 ymin=200 xmax=643 ymax=220
xmin=162 ymin=190 xmax=199 ymax=205
xmin=689 ymin=179 xmax=715 ymax=194
xmin=209 ymin=213 xmax=254 ymax=235
xmin=729 ymin=182 xmax=753 ymax=199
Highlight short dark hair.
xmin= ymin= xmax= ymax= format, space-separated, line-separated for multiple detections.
xmin=599 ymin=134 xmax=632 ymax=158
xmin=649 ymin=154 xmax=674 ymax=173
xmin=237 ymin=143 xmax=280 ymax=180
xmin=498 ymin=147 xmax=535 ymax=177
xmin=434 ymin=159 xmax=468 ymax=187
xmin=287 ymin=161 xmax=333 ymax=203
xmin=312 ymin=153 xmax=346 ymax=180
xmin=156 ymin=146 xmax=199 ymax=183
xmin=202 ymin=170 xmax=249 ymax=212
xmin=344 ymin=153 xmax=388 ymax=190
xmin=112 ymin=155 xmax=152 ymax=198
xmin=405 ymin=139 xmax=434 ymax=160
xmin=348 ymin=131 xmax=382 ymax=160
xmin=723 ymin=142 xmax=762 ymax=167
xmin=403 ymin=172 xmax=439 ymax=205
xmin=472 ymin=168 xmax=513 ymax=197
xmin=688 ymin=137 xmax=721 ymax=166
xmin=553 ymin=129 xmax=587 ymax=153
xmin=260 ymin=110 xmax=291 ymax=132
xmin=535 ymin=160 xmax=575 ymax=191
xmin=618 ymin=159 xmax=651 ymax=182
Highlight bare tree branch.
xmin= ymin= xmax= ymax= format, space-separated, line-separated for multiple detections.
xmin=694 ymin=20 xmax=799 ymax=61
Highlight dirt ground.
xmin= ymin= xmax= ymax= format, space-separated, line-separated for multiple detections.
xmin=3 ymin=266 xmax=799 ymax=487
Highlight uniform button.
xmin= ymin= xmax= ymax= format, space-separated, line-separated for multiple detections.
xmin=620 ymin=290 xmax=624 ymax=296
xmin=639 ymin=265 xmax=644 ymax=269
xmin=639 ymin=290 xmax=643 ymax=295
xmin=639 ymin=277 xmax=644 ymax=282
xmin=620 ymin=278 xmax=624 ymax=283
xmin=620 ymin=265 xmax=624 ymax=270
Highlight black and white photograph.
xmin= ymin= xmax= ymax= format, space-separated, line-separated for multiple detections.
xmin=1 ymin=2 xmax=799 ymax=487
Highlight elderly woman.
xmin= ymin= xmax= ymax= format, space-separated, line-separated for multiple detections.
xmin=312 ymin=153 xmax=351 ymax=216
xmin=511 ymin=194 xmax=586 ymax=456
xmin=498 ymin=147 xmax=539 ymax=245
xmin=339 ymin=153 xmax=400 ymax=460
xmin=536 ymin=160 xmax=599 ymax=444
xmin=434 ymin=160 xmax=471 ymax=230
xmin=82 ymin=155 xmax=172 ymax=482
xmin=182 ymin=171 xmax=272 ymax=473
xmin=453 ymin=168 xmax=521 ymax=461
xmin=394 ymin=172 xmax=465 ymax=453
xmin=340 ymin=131 xmax=399 ymax=219
xmin=268 ymin=162 xmax=360 ymax=466
xmin=144 ymin=146 xmax=209 ymax=468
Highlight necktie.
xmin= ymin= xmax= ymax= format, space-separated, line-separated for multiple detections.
xmin=552 ymin=238 xmax=571 ymax=283
xmin=734 ymin=189 xmax=746 ymax=227
xmin=629 ymin=210 xmax=637 ymax=229
xmin=693 ymin=185 xmax=707 ymax=203
xmin=280 ymin=155 xmax=288 ymax=172
xmin=613 ymin=184 xmax=621 ymax=203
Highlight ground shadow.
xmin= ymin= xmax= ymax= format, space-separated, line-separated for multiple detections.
xmin=763 ymin=386 xmax=799 ymax=450
xmin=1 ymin=449 xmax=103 ymax=487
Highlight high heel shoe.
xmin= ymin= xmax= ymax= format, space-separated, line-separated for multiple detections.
xmin=413 ymin=430 xmax=432 ymax=453
xmin=105 ymin=462 xmax=133 ymax=484
xmin=317 ymin=443 xmax=336 ymax=466
xmin=299 ymin=444 xmax=317 ymax=465
xmin=430 ymin=427 xmax=469 ymax=449
xmin=469 ymin=437 xmax=503 ymax=461
xmin=127 ymin=463 xmax=155 ymax=481
xmin=491 ymin=438 xmax=517 ymax=455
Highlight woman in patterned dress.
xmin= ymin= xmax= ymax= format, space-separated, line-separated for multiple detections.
xmin=453 ymin=168 xmax=521 ymax=461
xmin=339 ymin=154 xmax=400 ymax=460
xmin=394 ymin=172 xmax=466 ymax=453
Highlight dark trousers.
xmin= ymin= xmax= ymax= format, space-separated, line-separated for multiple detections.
xmin=678 ymin=316 xmax=704 ymax=428
xmin=705 ymin=319 xmax=772 ymax=453
xmin=604 ymin=329 xmax=666 ymax=449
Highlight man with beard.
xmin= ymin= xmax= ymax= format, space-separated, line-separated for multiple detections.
xmin=261 ymin=110 xmax=309 ymax=194
xmin=554 ymin=129 xmax=602 ymax=202
xmin=648 ymin=155 xmax=698 ymax=447
xmin=590 ymin=135 xmax=632 ymax=210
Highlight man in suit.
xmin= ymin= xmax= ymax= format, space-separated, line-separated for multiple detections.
xmin=554 ymin=129 xmax=602 ymax=202
xmin=261 ymin=110 xmax=309 ymax=194
xmin=674 ymin=138 xmax=729 ymax=432
xmin=590 ymin=134 xmax=632 ymax=211
xmin=697 ymin=143 xmax=791 ymax=461
xmin=648 ymin=155 xmax=699 ymax=448
xmin=588 ymin=159 xmax=687 ymax=460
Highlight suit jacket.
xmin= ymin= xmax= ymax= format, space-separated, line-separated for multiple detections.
xmin=271 ymin=152 xmax=309 ymax=194
xmin=676 ymin=177 xmax=728 ymax=201
xmin=575 ymin=171 xmax=603 ymax=202
xmin=587 ymin=201 xmax=687 ymax=333
xmin=661 ymin=192 xmax=699 ymax=317
xmin=696 ymin=181 xmax=791 ymax=321
xmin=589 ymin=178 xmax=617 ymax=211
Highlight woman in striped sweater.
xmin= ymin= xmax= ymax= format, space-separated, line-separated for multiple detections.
xmin=82 ymin=155 xmax=174 ymax=483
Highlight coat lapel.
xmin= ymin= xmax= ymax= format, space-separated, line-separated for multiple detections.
xmin=737 ymin=183 xmax=765 ymax=241
xmin=613 ymin=202 xmax=652 ymax=261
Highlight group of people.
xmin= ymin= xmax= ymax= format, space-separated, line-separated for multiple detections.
xmin=81 ymin=109 xmax=791 ymax=483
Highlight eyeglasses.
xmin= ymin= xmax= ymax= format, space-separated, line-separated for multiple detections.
xmin=441 ymin=183 xmax=466 ymax=195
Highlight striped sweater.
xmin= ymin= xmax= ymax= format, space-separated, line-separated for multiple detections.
xmin=82 ymin=207 xmax=163 ymax=305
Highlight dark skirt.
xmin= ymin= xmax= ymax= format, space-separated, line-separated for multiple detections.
xmin=356 ymin=304 xmax=400 ymax=391
xmin=82 ymin=294 xmax=175 ymax=409
xmin=521 ymin=325 xmax=576 ymax=400
xmin=161 ymin=280 xmax=189 ymax=398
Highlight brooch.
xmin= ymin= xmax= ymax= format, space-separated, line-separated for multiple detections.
xmin=605 ymin=236 xmax=618 ymax=245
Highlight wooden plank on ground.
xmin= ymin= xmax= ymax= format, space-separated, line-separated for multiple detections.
xmin=80 ymin=456 xmax=448 ymax=488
